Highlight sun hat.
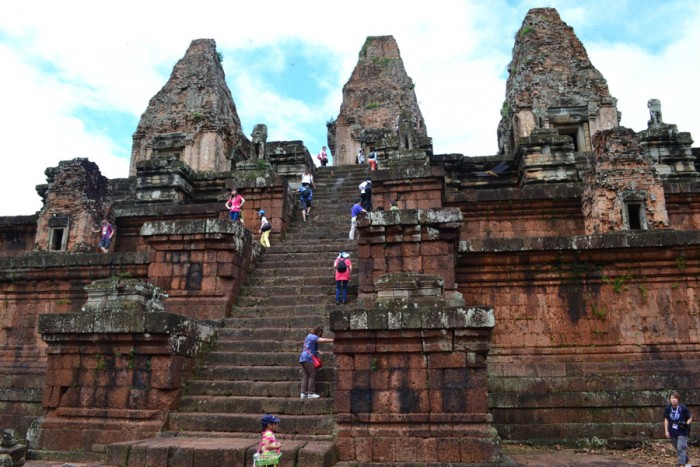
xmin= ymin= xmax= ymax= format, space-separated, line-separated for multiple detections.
xmin=261 ymin=414 xmax=280 ymax=424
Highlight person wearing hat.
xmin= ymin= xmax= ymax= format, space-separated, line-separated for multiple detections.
xmin=258 ymin=210 xmax=271 ymax=248
xmin=255 ymin=414 xmax=282 ymax=465
xmin=334 ymin=252 xmax=352 ymax=305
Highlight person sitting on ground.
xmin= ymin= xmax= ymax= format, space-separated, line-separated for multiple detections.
xmin=390 ymin=200 xmax=399 ymax=211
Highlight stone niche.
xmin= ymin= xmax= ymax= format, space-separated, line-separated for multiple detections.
xmin=34 ymin=158 xmax=113 ymax=253
xmin=36 ymin=277 xmax=215 ymax=451
xmin=582 ymin=126 xmax=670 ymax=235
xmin=330 ymin=272 xmax=502 ymax=464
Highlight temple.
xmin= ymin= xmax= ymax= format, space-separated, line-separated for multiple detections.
xmin=0 ymin=8 xmax=698 ymax=466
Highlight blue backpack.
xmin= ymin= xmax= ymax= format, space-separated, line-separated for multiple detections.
xmin=300 ymin=186 xmax=312 ymax=200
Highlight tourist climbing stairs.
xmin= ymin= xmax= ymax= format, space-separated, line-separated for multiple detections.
xmin=105 ymin=165 xmax=370 ymax=466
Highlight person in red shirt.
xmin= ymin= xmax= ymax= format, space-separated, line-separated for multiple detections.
xmin=334 ymin=252 xmax=352 ymax=305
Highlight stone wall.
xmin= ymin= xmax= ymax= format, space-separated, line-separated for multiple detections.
xmin=330 ymin=273 xmax=502 ymax=464
xmin=0 ymin=253 xmax=150 ymax=440
xmin=36 ymin=278 xmax=215 ymax=450
xmin=141 ymin=219 xmax=262 ymax=320
xmin=458 ymin=231 xmax=700 ymax=442
xmin=356 ymin=208 xmax=462 ymax=300
xmin=0 ymin=216 xmax=36 ymax=257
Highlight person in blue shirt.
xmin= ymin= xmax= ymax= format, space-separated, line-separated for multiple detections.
xmin=664 ymin=391 xmax=693 ymax=467
xmin=299 ymin=326 xmax=333 ymax=399
xmin=349 ymin=199 xmax=367 ymax=240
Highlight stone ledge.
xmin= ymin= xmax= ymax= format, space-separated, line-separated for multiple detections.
xmin=331 ymin=306 xmax=494 ymax=331
xmin=0 ymin=252 xmax=151 ymax=270
xmin=460 ymin=229 xmax=700 ymax=253
xmin=140 ymin=219 xmax=245 ymax=237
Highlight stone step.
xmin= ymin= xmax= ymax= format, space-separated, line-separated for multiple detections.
xmin=236 ymin=285 xmax=357 ymax=301
xmin=186 ymin=380 xmax=334 ymax=398
xmin=236 ymin=294 xmax=336 ymax=307
xmin=105 ymin=435 xmax=338 ymax=467
xmin=229 ymin=304 xmax=346 ymax=318
xmin=178 ymin=395 xmax=333 ymax=415
xmin=259 ymin=243 xmax=357 ymax=255
xmin=166 ymin=412 xmax=336 ymax=436
xmin=204 ymin=351 xmax=336 ymax=367
xmin=246 ymin=275 xmax=356 ymax=287
xmin=222 ymin=316 xmax=339 ymax=329
xmin=254 ymin=258 xmax=357 ymax=270
xmin=205 ymin=338 xmax=337 ymax=354
xmin=216 ymin=326 xmax=337 ymax=340
xmin=194 ymin=365 xmax=335 ymax=382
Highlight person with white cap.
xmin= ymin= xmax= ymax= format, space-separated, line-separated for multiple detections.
xmin=334 ymin=251 xmax=352 ymax=305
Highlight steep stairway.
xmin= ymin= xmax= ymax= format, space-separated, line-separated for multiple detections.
xmin=106 ymin=165 xmax=370 ymax=466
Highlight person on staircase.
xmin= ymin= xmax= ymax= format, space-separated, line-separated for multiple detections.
xmin=359 ymin=178 xmax=372 ymax=211
xmin=258 ymin=210 xmax=271 ymax=248
xmin=294 ymin=185 xmax=313 ymax=222
xmin=254 ymin=414 xmax=282 ymax=465
xmin=299 ymin=326 xmax=333 ymax=399
xmin=301 ymin=168 xmax=316 ymax=189
xmin=334 ymin=252 xmax=352 ymax=305
xmin=349 ymin=199 xmax=367 ymax=240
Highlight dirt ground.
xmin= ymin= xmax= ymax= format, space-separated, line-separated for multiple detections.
xmin=504 ymin=440 xmax=699 ymax=466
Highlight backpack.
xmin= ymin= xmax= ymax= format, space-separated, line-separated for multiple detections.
xmin=336 ymin=258 xmax=347 ymax=272
xmin=300 ymin=186 xmax=311 ymax=199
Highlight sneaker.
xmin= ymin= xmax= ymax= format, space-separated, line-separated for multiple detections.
xmin=300 ymin=393 xmax=307 ymax=399
xmin=306 ymin=393 xmax=320 ymax=399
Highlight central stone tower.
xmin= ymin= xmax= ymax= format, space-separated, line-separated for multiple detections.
xmin=329 ymin=35 xmax=428 ymax=165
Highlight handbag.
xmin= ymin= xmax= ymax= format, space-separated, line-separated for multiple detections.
xmin=261 ymin=223 xmax=271 ymax=232
xmin=304 ymin=342 xmax=323 ymax=369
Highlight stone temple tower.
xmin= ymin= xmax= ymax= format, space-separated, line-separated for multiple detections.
xmin=130 ymin=39 xmax=250 ymax=175
xmin=497 ymin=8 xmax=619 ymax=160
xmin=329 ymin=35 xmax=428 ymax=165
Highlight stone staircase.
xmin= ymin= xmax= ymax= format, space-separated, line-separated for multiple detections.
xmin=105 ymin=165 xmax=369 ymax=467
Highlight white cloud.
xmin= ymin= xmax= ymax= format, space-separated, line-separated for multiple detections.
xmin=0 ymin=0 xmax=698 ymax=216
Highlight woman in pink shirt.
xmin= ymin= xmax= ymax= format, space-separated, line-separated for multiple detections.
xmin=334 ymin=252 xmax=352 ymax=305
xmin=225 ymin=188 xmax=245 ymax=223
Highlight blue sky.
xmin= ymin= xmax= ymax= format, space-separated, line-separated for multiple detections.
xmin=0 ymin=0 xmax=699 ymax=215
